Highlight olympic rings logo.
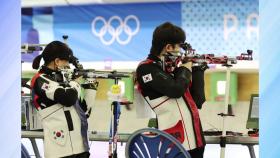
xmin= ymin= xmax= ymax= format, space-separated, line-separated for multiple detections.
xmin=91 ymin=15 xmax=140 ymax=45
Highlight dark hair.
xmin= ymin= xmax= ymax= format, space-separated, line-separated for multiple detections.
xmin=150 ymin=22 xmax=186 ymax=56
xmin=32 ymin=41 xmax=73 ymax=69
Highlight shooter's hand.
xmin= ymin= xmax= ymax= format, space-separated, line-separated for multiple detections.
xmin=180 ymin=61 xmax=192 ymax=72
xmin=74 ymin=76 xmax=83 ymax=85
xmin=192 ymin=62 xmax=209 ymax=71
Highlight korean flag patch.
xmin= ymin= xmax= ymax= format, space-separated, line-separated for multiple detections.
xmin=142 ymin=73 xmax=153 ymax=83
xmin=41 ymin=83 xmax=50 ymax=91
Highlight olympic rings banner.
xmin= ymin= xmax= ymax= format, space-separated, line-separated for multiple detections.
xmin=22 ymin=2 xmax=181 ymax=62
xmin=91 ymin=15 xmax=140 ymax=46
xmin=21 ymin=0 xmax=258 ymax=63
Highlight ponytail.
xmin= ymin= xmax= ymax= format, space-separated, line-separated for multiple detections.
xmin=32 ymin=54 xmax=43 ymax=69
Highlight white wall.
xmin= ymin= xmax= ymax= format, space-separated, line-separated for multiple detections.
xmin=88 ymin=100 xmax=252 ymax=134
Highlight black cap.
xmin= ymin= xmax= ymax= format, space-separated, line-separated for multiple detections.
xmin=32 ymin=41 xmax=73 ymax=69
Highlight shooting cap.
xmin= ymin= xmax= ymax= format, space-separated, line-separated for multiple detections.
xmin=32 ymin=41 xmax=73 ymax=69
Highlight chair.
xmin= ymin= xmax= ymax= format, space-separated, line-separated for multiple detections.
xmin=21 ymin=143 xmax=31 ymax=158
xmin=125 ymin=128 xmax=191 ymax=158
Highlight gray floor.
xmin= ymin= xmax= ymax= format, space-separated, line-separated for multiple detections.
xmin=21 ymin=138 xmax=259 ymax=158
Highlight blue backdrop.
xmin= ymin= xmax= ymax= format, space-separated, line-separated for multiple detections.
xmin=182 ymin=0 xmax=259 ymax=58
xmin=22 ymin=2 xmax=181 ymax=62
xmin=21 ymin=1 xmax=259 ymax=62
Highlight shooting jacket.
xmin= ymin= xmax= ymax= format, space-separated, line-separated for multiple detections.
xmin=30 ymin=66 xmax=97 ymax=158
xmin=136 ymin=54 xmax=206 ymax=150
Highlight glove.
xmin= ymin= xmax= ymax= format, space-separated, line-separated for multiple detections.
xmin=192 ymin=62 xmax=209 ymax=71
xmin=181 ymin=61 xmax=192 ymax=72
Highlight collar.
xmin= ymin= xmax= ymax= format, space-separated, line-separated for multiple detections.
xmin=147 ymin=54 xmax=161 ymax=62
xmin=39 ymin=65 xmax=58 ymax=75
xmin=147 ymin=54 xmax=163 ymax=68
xmin=39 ymin=66 xmax=64 ymax=82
